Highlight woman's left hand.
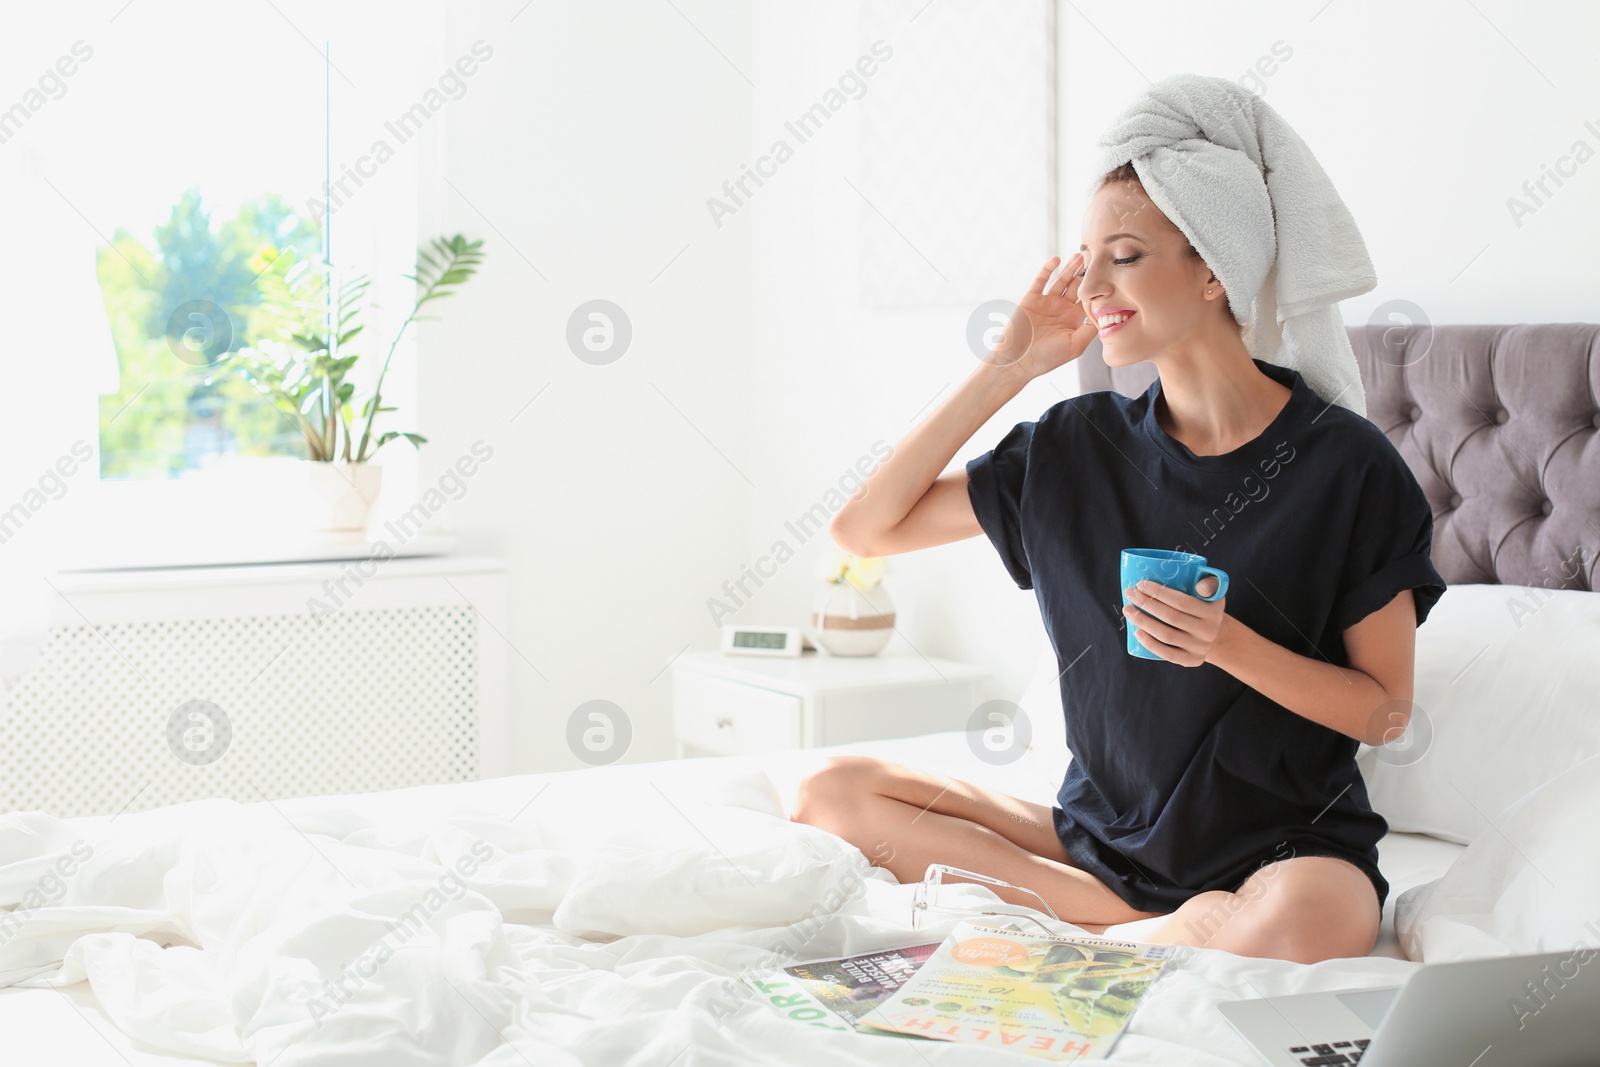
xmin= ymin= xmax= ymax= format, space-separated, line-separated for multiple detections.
xmin=1122 ymin=576 xmax=1229 ymax=667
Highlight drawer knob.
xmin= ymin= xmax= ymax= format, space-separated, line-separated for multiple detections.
xmin=716 ymin=716 xmax=733 ymax=729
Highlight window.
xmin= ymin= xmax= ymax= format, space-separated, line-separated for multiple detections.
xmin=84 ymin=5 xmax=335 ymax=482
xmin=2 ymin=2 xmax=441 ymax=565
xmin=96 ymin=191 xmax=323 ymax=479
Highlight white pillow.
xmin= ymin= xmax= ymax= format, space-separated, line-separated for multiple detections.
xmin=551 ymin=809 xmax=869 ymax=939
xmin=1393 ymin=753 xmax=1600 ymax=962
xmin=1356 ymin=584 xmax=1600 ymax=844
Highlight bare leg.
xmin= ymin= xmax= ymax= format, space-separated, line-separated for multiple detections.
xmin=1138 ymin=855 xmax=1381 ymax=963
xmin=791 ymin=756 xmax=1167 ymax=931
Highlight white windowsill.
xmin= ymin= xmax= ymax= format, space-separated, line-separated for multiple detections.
xmin=40 ymin=455 xmax=455 ymax=574
xmin=54 ymin=533 xmax=459 ymax=574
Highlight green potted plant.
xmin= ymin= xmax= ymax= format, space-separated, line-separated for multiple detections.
xmin=210 ymin=234 xmax=485 ymax=532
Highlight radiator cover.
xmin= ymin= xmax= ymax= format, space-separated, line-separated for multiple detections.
xmin=2 ymin=555 xmax=510 ymax=818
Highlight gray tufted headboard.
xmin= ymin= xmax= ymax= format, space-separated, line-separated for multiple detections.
xmin=1073 ymin=324 xmax=1600 ymax=591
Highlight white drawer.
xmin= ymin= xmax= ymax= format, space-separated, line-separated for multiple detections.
xmin=672 ymin=671 xmax=802 ymax=756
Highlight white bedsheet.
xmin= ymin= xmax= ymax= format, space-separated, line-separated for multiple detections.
xmin=0 ymin=730 xmax=1465 ymax=1066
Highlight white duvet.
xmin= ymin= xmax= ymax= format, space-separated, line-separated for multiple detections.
xmin=0 ymin=738 xmax=1463 ymax=1066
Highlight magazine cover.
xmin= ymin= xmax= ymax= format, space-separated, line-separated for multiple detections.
xmin=856 ymin=920 xmax=1172 ymax=1060
xmin=741 ymin=942 xmax=942 ymax=1033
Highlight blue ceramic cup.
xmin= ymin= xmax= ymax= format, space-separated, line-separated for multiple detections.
xmin=1120 ymin=548 xmax=1230 ymax=659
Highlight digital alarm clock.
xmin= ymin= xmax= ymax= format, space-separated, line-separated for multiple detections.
xmin=719 ymin=624 xmax=814 ymax=657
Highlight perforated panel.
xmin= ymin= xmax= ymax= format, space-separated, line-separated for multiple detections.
xmin=2 ymin=605 xmax=478 ymax=818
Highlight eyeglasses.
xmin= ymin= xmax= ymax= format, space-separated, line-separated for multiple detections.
xmin=910 ymin=863 xmax=1067 ymax=936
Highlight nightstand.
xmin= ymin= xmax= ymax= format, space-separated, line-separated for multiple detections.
xmin=670 ymin=649 xmax=991 ymax=758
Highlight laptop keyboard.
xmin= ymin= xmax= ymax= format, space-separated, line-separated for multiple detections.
xmin=1286 ymin=1038 xmax=1370 ymax=1064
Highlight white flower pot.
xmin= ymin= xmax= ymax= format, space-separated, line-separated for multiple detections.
xmin=304 ymin=461 xmax=383 ymax=533
xmin=808 ymin=581 xmax=895 ymax=656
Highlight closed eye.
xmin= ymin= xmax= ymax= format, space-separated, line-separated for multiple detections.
xmin=1075 ymin=254 xmax=1143 ymax=277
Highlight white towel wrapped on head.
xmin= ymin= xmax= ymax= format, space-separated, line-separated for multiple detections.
xmin=1094 ymin=73 xmax=1376 ymax=416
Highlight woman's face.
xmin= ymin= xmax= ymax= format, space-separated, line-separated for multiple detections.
xmin=1075 ymin=180 xmax=1225 ymax=365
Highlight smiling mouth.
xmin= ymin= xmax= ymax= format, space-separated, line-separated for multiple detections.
xmin=1098 ymin=312 xmax=1136 ymax=338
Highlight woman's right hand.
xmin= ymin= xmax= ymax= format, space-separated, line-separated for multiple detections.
xmin=984 ymin=253 xmax=1100 ymax=381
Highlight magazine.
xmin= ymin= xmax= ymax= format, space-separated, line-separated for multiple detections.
xmin=740 ymin=941 xmax=942 ymax=1033
xmin=856 ymin=919 xmax=1173 ymax=1060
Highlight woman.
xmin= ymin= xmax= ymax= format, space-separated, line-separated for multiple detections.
xmin=790 ymin=162 xmax=1447 ymax=964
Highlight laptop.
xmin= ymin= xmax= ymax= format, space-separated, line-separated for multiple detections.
xmin=1218 ymin=950 xmax=1598 ymax=1066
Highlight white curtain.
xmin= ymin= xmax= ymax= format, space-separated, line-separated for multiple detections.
xmin=0 ymin=19 xmax=119 ymax=668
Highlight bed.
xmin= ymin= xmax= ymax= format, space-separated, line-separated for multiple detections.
xmin=2 ymin=323 xmax=1597 ymax=1065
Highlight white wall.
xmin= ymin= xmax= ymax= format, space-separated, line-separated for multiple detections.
xmin=431 ymin=1 xmax=753 ymax=770
xmin=428 ymin=0 xmax=1600 ymax=770
xmin=739 ymin=2 xmax=1055 ymax=710
xmin=1061 ymin=0 xmax=1600 ymax=328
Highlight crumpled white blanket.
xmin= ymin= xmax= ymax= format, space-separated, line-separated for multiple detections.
xmin=0 ymin=761 xmax=1434 ymax=1066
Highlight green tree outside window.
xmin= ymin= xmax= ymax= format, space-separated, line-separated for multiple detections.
xmin=95 ymin=189 xmax=322 ymax=480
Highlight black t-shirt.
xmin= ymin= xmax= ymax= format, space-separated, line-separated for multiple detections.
xmin=965 ymin=358 xmax=1447 ymax=915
